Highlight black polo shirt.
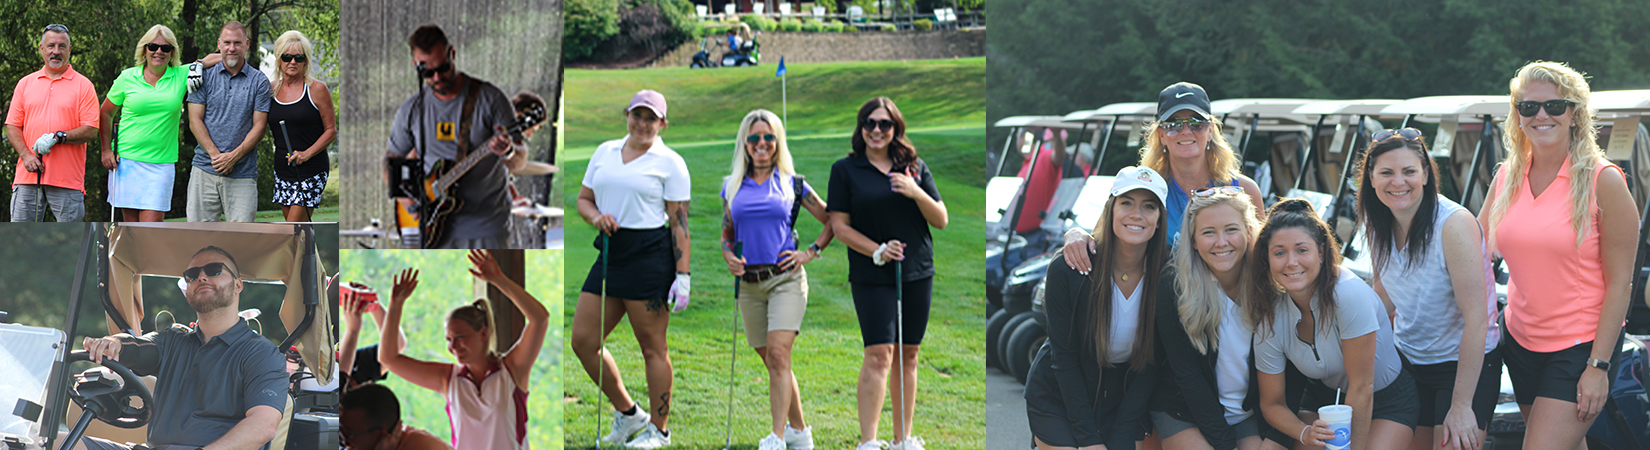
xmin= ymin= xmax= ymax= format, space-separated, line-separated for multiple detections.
xmin=826 ymin=153 xmax=942 ymax=284
xmin=117 ymin=318 xmax=288 ymax=447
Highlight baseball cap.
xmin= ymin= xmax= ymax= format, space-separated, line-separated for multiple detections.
xmin=1111 ymin=166 xmax=1168 ymax=205
xmin=628 ymin=90 xmax=667 ymax=119
xmin=1157 ymin=82 xmax=1211 ymax=122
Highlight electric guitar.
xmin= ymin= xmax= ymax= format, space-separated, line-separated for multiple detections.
xmin=388 ymin=98 xmax=546 ymax=248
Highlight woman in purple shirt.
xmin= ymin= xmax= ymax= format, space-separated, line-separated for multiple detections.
xmin=721 ymin=109 xmax=834 ymax=450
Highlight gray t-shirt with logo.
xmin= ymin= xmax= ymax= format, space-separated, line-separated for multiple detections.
xmin=386 ymin=75 xmax=513 ymax=244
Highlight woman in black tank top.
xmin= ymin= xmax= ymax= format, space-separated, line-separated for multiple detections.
xmin=268 ymin=30 xmax=336 ymax=222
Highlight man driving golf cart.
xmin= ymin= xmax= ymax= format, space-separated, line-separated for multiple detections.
xmin=0 ymin=224 xmax=337 ymax=450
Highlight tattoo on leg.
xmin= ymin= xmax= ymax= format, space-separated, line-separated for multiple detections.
xmin=657 ymin=391 xmax=672 ymax=417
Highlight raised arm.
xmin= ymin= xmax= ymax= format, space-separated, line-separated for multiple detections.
xmin=378 ymin=268 xmax=452 ymax=395
xmin=469 ymin=250 xmax=549 ymax=390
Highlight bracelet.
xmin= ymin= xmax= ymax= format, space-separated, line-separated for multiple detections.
xmin=1299 ymin=424 xmax=1311 ymax=443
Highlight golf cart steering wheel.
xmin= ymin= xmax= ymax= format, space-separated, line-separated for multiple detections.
xmin=66 ymin=350 xmax=153 ymax=429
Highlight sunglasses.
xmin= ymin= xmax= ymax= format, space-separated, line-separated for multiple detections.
xmin=182 ymin=262 xmax=236 ymax=282
xmin=417 ymin=61 xmax=452 ymax=79
xmin=1516 ymin=99 xmax=1574 ymax=118
xmin=280 ymin=53 xmax=308 ymax=63
xmin=1192 ymin=186 xmax=1245 ymax=198
xmin=1370 ymin=127 xmax=1423 ymax=142
xmin=863 ymin=119 xmax=896 ymax=132
xmin=44 ymin=24 xmax=68 ymax=35
xmin=1160 ymin=117 xmax=1209 ymax=135
xmin=746 ymin=133 xmax=777 ymax=144
xmin=145 ymin=43 xmax=175 ymax=53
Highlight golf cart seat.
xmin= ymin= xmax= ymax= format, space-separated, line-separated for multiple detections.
xmin=54 ymin=375 xmax=155 ymax=450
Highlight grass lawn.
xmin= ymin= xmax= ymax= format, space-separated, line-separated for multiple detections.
xmin=339 ymin=249 xmax=564 ymax=449
xmin=561 ymin=128 xmax=986 ymax=450
xmin=165 ymin=166 xmax=340 ymax=222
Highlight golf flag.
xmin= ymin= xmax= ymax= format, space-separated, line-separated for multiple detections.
xmin=776 ymin=57 xmax=786 ymax=77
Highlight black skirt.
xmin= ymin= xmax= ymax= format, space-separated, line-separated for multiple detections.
xmin=581 ymin=226 xmax=675 ymax=310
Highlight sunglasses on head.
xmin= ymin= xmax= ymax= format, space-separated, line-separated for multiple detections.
xmin=145 ymin=43 xmax=175 ymax=53
xmin=1516 ymin=99 xmax=1575 ymax=118
xmin=746 ymin=133 xmax=776 ymax=144
xmin=44 ymin=24 xmax=68 ymax=35
xmin=1193 ymin=186 xmax=1245 ymax=198
xmin=417 ymin=61 xmax=452 ymax=79
xmin=182 ymin=262 xmax=236 ymax=282
xmin=1160 ymin=117 xmax=1208 ymax=135
xmin=280 ymin=53 xmax=308 ymax=63
xmin=863 ymin=119 xmax=895 ymax=132
xmin=1371 ymin=127 xmax=1423 ymax=142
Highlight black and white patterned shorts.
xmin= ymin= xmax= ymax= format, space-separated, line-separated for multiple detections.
xmin=273 ymin=172 xmax=328 ymax=207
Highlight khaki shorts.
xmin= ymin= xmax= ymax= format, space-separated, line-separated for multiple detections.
xmin=737 ymin=267 xmax=808 ymax=348
xmin=186 ymin=165 xmax=258 ymax=222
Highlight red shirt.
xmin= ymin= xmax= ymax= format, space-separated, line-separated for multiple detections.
xmin=6 ymin=65 xmax=100 ymax=192
xmin=1013 ymin=146 xmax=1061 ymax=233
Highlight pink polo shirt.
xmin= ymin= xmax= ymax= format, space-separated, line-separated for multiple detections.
xmin=5 ymin=65 xmax=100 ymax=192
xmin=1494 ymin=155 xmax=1618 ymax=352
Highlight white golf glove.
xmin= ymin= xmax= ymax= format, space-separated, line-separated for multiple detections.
xmin=668 ymin=272 xmax=691 ymax=312
xmin=872 ymin=242 xmax=890 ymax=266
xmin=186 ymin=62 xmax=204 ymax=94
xmin=32 ymin=132 xmax=59 ymax=154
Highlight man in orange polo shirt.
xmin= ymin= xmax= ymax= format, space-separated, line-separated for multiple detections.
xmin=5 ymin=24 xmax=100 ymax=222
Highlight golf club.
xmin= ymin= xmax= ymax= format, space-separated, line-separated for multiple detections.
xmin=895 ymin=258 xmax=906 ymax=448
xmin=596 ymin=232 xmax=609 ymax=449
xmin=34 ymin=145 xmax=49 ymax=222
xmin=724 ymin=241 xmax=743 ymax=450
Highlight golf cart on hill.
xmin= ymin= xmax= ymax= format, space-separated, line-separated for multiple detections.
xmin=0 ymin=223 xmax=336 ymax=450
xmin=691 ymin=23 xmax=759 ymax=68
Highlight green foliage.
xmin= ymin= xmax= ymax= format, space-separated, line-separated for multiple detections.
xmin=801 ymin=19 xmax=826 ymax=32
xmin=988 ymin=0 xmax=1650 ymax=152
xmin=823 ymin=22 xmax=845 ymax=32
xmin=565 ymin=0 xmax=620 ymax=61
xmin=636 ymin=0 xmax=703 ymax=45
xmin=913 ymin=18 xmax=933 ymax=31
xmin=740 ymin=13 xmax=777 ymax=31
xmin=779 ymin=18 xmax=803 ymax=32
xmin=880 ymin=23 xmax=897 ymax=32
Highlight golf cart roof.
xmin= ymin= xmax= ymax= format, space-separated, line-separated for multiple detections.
xmin=105 ymin=223 xmax=334 ymax=382
xmin=1291 ymin=99 xmax=1403 ymax=116
xmin=1379 ymin=95 xmax=1509 ymax=122
xmin=1593 ymin=90 xmax=1650 ymax=117
xmin=993 ymin=115 xmax=1070 ymax=128
xmin=1211 ymin=98 xmax=1325 ymax=132
xmin=1061 ymin=102 xmax=1157 ymax=125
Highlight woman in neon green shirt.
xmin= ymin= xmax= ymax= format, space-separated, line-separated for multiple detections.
xmin=98 ymin=24 xmax=195 ymax=222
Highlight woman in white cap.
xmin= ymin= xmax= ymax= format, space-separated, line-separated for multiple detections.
xmin=1023 ymin=165 xmax=1166 ymax=450
xmin=1062 ymin=82 xmax=1266 ymax=271
xmin=571 ymin=89 xmax=692 ymax=449
xmin=828 ymin=96 xmax=947 ymax=450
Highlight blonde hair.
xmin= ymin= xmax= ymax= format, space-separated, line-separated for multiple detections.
xmin=1139 ymin=117 xmax=1242 ymax=185
xmin=1484 ymin=61 xmax=1607 ymax=251
xmin=1172 ymin=192 xmax=1261 ymax=354
xmin=133 ymin=25 xmax=181 ymax=68
xmin=271 ymin=30 xmax=317 ymax=90
xmin=723 ymin=109 xmax=797 ymax=202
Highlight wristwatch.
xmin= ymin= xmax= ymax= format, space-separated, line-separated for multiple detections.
xmin=1587 ymin=358 xmax=1612 ymax=371
xmin=53 ymin=131 xmax=66 ymax=142
xmin=808 ymin=243 xmax=823 ymax=255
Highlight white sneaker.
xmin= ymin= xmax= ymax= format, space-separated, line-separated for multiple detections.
xmin=784 ymin=425 xmax=815 ymax=450
xmin=854 ymin=440 xmax=888 ymax=450
xmin=759 ymin=433 xmax=787 ymax=450
xmin=624 ymin=422 xmax=671 ymax=449
xmin=891 ymin=436 xmax=925 ymax=450
xmin=599 ymin=408 xmax=650 ymax=445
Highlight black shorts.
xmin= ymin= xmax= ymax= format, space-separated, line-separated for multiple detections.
xmin=850 ymin=277 xmax=933 ymax=346
xmin=581 ymin=226 xmax=674 ymax=310
xmin=1502 ymin=325 xmax=1623 ymax=406
xmin=1404 ymin=345 xmax=1503 ymax=429
xmin=1301 ymin=369 xmax=1420 ymax=429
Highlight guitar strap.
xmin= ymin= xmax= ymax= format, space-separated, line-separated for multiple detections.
xmin=455 ymin=78 xmax=482 ymax=159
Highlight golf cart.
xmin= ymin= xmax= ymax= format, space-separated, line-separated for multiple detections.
xmin=0 ymin=223 xmax=337 ymax=450
xmin=691 ymin=23 xmax=759 ymax=68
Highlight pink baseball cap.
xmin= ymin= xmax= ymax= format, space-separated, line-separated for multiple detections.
xmin=628 ymin=90 xmax=667 ymax=119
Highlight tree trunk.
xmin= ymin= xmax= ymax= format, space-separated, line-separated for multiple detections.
xmin=180 ymin=0 xmax=200 ymax=62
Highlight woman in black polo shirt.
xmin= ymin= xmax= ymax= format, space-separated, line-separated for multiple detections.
xmin=827 ymin=96 xmax=948 ymax=450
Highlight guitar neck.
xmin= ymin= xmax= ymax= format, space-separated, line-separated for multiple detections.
xmin=431 ymin=125 xmax=526 ymax=193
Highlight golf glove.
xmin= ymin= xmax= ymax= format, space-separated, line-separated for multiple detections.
xmin=186 ymin=62 xmax=204 ymax=94
xmin=669 ymin=272 xmax=691 ymax=312
xmin=872 ymin=243 xmax=890 ymax=266
xmin=32 ymin=132 xmax=59 ymax=154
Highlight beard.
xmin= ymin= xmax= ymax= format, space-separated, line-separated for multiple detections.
xmin=186 ymin=281 xmax=235 ymax=315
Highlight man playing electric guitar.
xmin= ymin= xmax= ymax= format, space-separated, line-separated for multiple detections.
xmin=385 ymin=24 xmax=526 ymax=249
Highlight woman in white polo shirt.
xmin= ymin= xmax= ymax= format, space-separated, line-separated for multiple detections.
xmin=571 ymin=90 xmax=693 ymax=449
